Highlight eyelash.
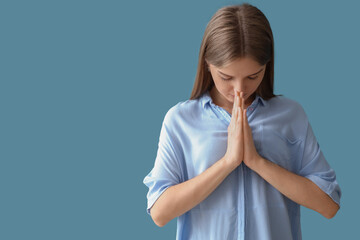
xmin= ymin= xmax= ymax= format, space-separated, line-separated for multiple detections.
xmin=220 ymin=75 xmax=258 ymax=81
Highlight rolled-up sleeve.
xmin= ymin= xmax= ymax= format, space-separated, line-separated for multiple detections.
xmin=143 ymin=109 xmax=183 ymax=215
xmin=297 ymin=119 xmax=342 ymax=207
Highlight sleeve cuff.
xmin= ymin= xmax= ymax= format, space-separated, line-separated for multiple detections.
xmin=305 ymin=175 xmax=341 ymax=208
xmin=146 ymin=185 xmax=173 ymax=215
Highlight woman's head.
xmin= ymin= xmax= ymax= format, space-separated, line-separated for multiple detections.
xmin=190 ymin=3 xmax=278 ymax=104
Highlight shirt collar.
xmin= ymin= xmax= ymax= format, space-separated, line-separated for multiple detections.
xmin=200 ymin=90 xmax=267 ymax=109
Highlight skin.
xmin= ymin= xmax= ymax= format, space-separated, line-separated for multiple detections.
xmin=207 ymin=57 xmax=266 ymax=114
xmin=207 ymin=57 xmax=340 ymax=219
xmin=206 ymin=56 xmax=266 ymax=167
xmin=150 ymin=57 xmax=339 ymax=227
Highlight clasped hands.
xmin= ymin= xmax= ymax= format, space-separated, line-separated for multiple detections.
xmin=224 ymin=89 xmax=262 ymax=170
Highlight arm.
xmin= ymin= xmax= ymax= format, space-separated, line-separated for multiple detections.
xmin=150 ymin=156 xmax=236 ymax=227
xmin=241 ymin=103 xmax=340 ymax=220
xmin=248 ymin=157 xmax=340 ymax=219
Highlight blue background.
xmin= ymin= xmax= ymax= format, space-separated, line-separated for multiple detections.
xmin=1 ymin=0 xmax=359 ymax=239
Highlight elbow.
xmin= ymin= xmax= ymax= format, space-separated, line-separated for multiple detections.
xmin=153 ymin=217 xmax=168 ymax=228
xmin=150 ymin=207 xmax=169 ymax=227
xmin=154 ymin=220 xmax=167 ymax=228
xmin=323 ymin=204 xmax=340 ymax=219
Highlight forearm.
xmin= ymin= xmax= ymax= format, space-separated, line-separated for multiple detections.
xmin=249 ymin=157 xmax=339 ymax=219
xmin=151 ymin=157 xmax=236 ymax=227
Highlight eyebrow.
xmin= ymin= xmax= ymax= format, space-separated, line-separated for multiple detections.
xmin=218 ymin=67 xmax=264 ymax=78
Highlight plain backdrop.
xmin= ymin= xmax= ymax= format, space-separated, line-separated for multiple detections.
xmin=1 ymin=0 xmax=359 ymax=239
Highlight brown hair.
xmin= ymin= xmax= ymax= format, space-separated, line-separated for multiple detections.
xmin=190 ymin=3 xmax=282 ymax=100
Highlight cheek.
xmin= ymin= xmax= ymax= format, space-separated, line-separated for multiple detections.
xmin=213 ymin=78 xmax=230 ymax=91
xmin=252 ymin=80 xmax=262 ymax=88
xmin=251 ymin=78 xmax=263 ymax=89
xmin=217 ymin=82 xmax=232 ymax=93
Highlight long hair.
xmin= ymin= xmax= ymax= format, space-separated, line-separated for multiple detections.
xmin=190 ymin=3 xmax=281 ymax=100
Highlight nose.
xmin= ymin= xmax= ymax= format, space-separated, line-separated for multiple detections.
xmin=234 ymin=80 xmax=245 ymax=94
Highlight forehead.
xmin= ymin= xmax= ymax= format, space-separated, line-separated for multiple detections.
xmin=217 ymin=57 xmax=264 ymax=76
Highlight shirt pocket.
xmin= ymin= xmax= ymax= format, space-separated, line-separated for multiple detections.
xmin=261 ymin=129 xmax=302 ymax=172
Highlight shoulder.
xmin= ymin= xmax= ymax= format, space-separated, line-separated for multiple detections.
xmin=267 ymin=95 xmax=305 ymax=114
xmin=265 ymin=95 xmax=309 ymax=141
xmin=163 ymin=97 xmax=203 ymax=127
xmin=267 ymin=95 xmax=307 ymax=119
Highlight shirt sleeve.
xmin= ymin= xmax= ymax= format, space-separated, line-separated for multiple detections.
xmin=297 ymin=119 xmax=342 ymax=208
xmin=143 ymin=108 xmax=183 ymax=216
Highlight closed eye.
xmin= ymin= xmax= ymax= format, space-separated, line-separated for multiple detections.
xmin=220 ymin=75 xmax=258 ymax=81
xmin=218 ymin=67 xmax=264 ymax=81
xmin=220 ymin=76 xmax=232 ymax=81
xmin=248 ymin=75 xmax=258 ymax=80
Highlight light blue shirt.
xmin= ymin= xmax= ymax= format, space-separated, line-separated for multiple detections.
xmin=143 ymin=90 xmax=341 ymax=240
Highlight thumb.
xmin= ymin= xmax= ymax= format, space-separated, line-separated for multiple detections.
xmin=243 ymin=109 xmax=254 ymax=144
xmin=243 ymin=109 xmax=249 ymax=136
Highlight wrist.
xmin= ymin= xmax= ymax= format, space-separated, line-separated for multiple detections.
xmin=221 ymin=155 xmax=239 ymax=173
xmin=248 ymin=155 xmax=265 ymax=173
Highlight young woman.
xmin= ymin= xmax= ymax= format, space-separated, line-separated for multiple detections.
xmin=143 ymin=3 xmax=341 ymax=240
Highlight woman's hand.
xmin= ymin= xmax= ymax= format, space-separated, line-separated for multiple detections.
xmin=224 ymin=89 xmax=244 ymax=169
xmin=241 ymin=94 xmax=262 ymax=169
xmin=224 ymin=89 xmax=262 ymax=170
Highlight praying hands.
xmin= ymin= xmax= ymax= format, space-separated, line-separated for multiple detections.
xmin=224 ymin=89 xmax=262 ymax=170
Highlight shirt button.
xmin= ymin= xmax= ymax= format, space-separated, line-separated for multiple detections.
xmin=249 ymin=107 xmax=253 ymax=111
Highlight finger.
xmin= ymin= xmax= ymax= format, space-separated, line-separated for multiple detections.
xmin=234 ymin=90 xmax=239 ymax=109
xmin=232 ymin=92 xmax=238 ymax=118
xmin=239 ymin=107 xmax=244 ymax=147
xmin=236 ymin=91 xmax=241 ymax=110
xmin=231 ymin=94 xmax=236 ymax=117
xmin=243 ymin=109 xmax=249 ymax=137
xmin=241 ymin=92 xmax=245 ymax=111
xmin=239 ymin=92 xmax=242 ymax=114
xmin=240 ymin=107 xmax=244 ymax=136
xmin=233 ymin=105 xmax=238 ymax=126
xmin=236 ymin=107 xmax=243 ymax=134
xmin=233 ymin=91 xmax=239 ymax=119
xmin=237 ymin=106 xmax=242 ymax=127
